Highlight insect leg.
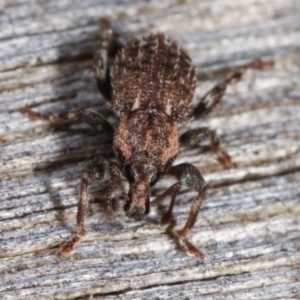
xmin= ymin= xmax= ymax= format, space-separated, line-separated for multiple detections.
xmin=171 ymin=163 xmax=206 ymax=258
xmin=94 ymin=18 xmax=123 ymax=99
xmin=152 ymin=163 xmax=206 ymax=258
xmin=180 ymin=127 xmax=233 ymax=167
xmin=21 ymin=108 xmax=114 ymax=136
xmin=193 ymin=72 xmax=242 ymax=118
xmin=57 ymin=156 xmax=125 ymax=257
xmin=151 ymin=182 xmax=181 ymax=225
xmin=193 ymin=58 xmax=273 ymax=118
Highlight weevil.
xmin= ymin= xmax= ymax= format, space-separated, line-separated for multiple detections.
xmin=22 ymin=20 xmax=269 ymax=258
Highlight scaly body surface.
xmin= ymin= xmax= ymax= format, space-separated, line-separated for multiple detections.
xmin=112 ymin=34 xmax=195 ymax=220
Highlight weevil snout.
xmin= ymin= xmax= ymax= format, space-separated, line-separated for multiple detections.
xmin=124 ymin=188 xmax=150 ymax=221
xmin=123 ymin=164 xmax=159 ymax=220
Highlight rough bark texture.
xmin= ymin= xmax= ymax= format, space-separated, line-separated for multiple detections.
xmin=1 ymin=0 xmax=300 ymax=299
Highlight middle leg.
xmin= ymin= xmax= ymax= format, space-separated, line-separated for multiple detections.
xmin=180 ymin=127 xmax=233 ymax=167
xmin=21 ymin=107 xmax=114 ymax=137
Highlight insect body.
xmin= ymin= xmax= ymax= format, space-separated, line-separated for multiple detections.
xmin=112 ymin=34 xmax=196 ymax=221
xmin=23 ymin=22 xmax=246 ymax=258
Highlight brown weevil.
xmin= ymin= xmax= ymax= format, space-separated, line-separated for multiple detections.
xmin=22 ymin=20 xmax=269 ymax=258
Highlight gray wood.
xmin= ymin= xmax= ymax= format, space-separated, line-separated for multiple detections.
xmin=1 ymin=0 xmax=300 ymax=299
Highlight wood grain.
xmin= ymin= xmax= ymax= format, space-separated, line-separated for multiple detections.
xmin=1 ymin=0 xmax=300 ymax=299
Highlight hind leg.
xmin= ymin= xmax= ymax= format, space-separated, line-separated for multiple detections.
xmin=93 ymin=18 xmax=123 ymax=99
xmin=193 ymin=59 xmax=273 ymax=118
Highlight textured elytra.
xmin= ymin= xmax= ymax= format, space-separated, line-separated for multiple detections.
xmin=112 ymin=33 xmax=196 ymax=123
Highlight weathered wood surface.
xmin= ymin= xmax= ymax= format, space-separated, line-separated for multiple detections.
xmin=1 ymin=0 xmax=300 ymax=299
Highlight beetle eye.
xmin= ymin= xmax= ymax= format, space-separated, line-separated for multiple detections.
xmin=150 ymin=173 xmax=159 ymax=186
xmin=124 ymin=165 xmax=135 ymax=183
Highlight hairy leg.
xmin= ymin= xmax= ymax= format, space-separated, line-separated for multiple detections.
xmin=186 ymin=59 xmax=270 ymax=167
xmin=152 ymin=163 xmax=206 ymax=258
xmin=21 ymin=107 xmax=114 ymax=136
xmin=94 ymin=18 xmax=123 ymax=99
xmin=186 ymin=59 xmax=273 ymax=166
xmin=180 ymin=127 xmax=233 ymax=167
xmin=193 ymin=72 xmax=242 ymax=118
xmin=193 ymin=58 xmax=273 ymax=118
xmin=151 ymin=182 xmax=181 ymax=225
xmin=185 ymin=70 xmax=242 ymax=168
xmin=22 ymin=19 xmax=122 ymax=134
xmin=57 ymin=156 xmax=126 ymax=257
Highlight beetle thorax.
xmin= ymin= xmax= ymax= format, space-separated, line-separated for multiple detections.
xmin=114 ymin=111 xmax=179 ymax=169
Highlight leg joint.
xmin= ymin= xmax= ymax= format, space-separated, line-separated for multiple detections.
xmin=169 ymin=163 xmax=206 ymax=193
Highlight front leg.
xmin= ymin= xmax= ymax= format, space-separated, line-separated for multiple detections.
xmin=180 ymin=127 xmax=233 ymax=167
xmin=57 ymin=156 xmax=126 ymax=257
xmin=153 ymin=163 xmax=206 ymax=258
